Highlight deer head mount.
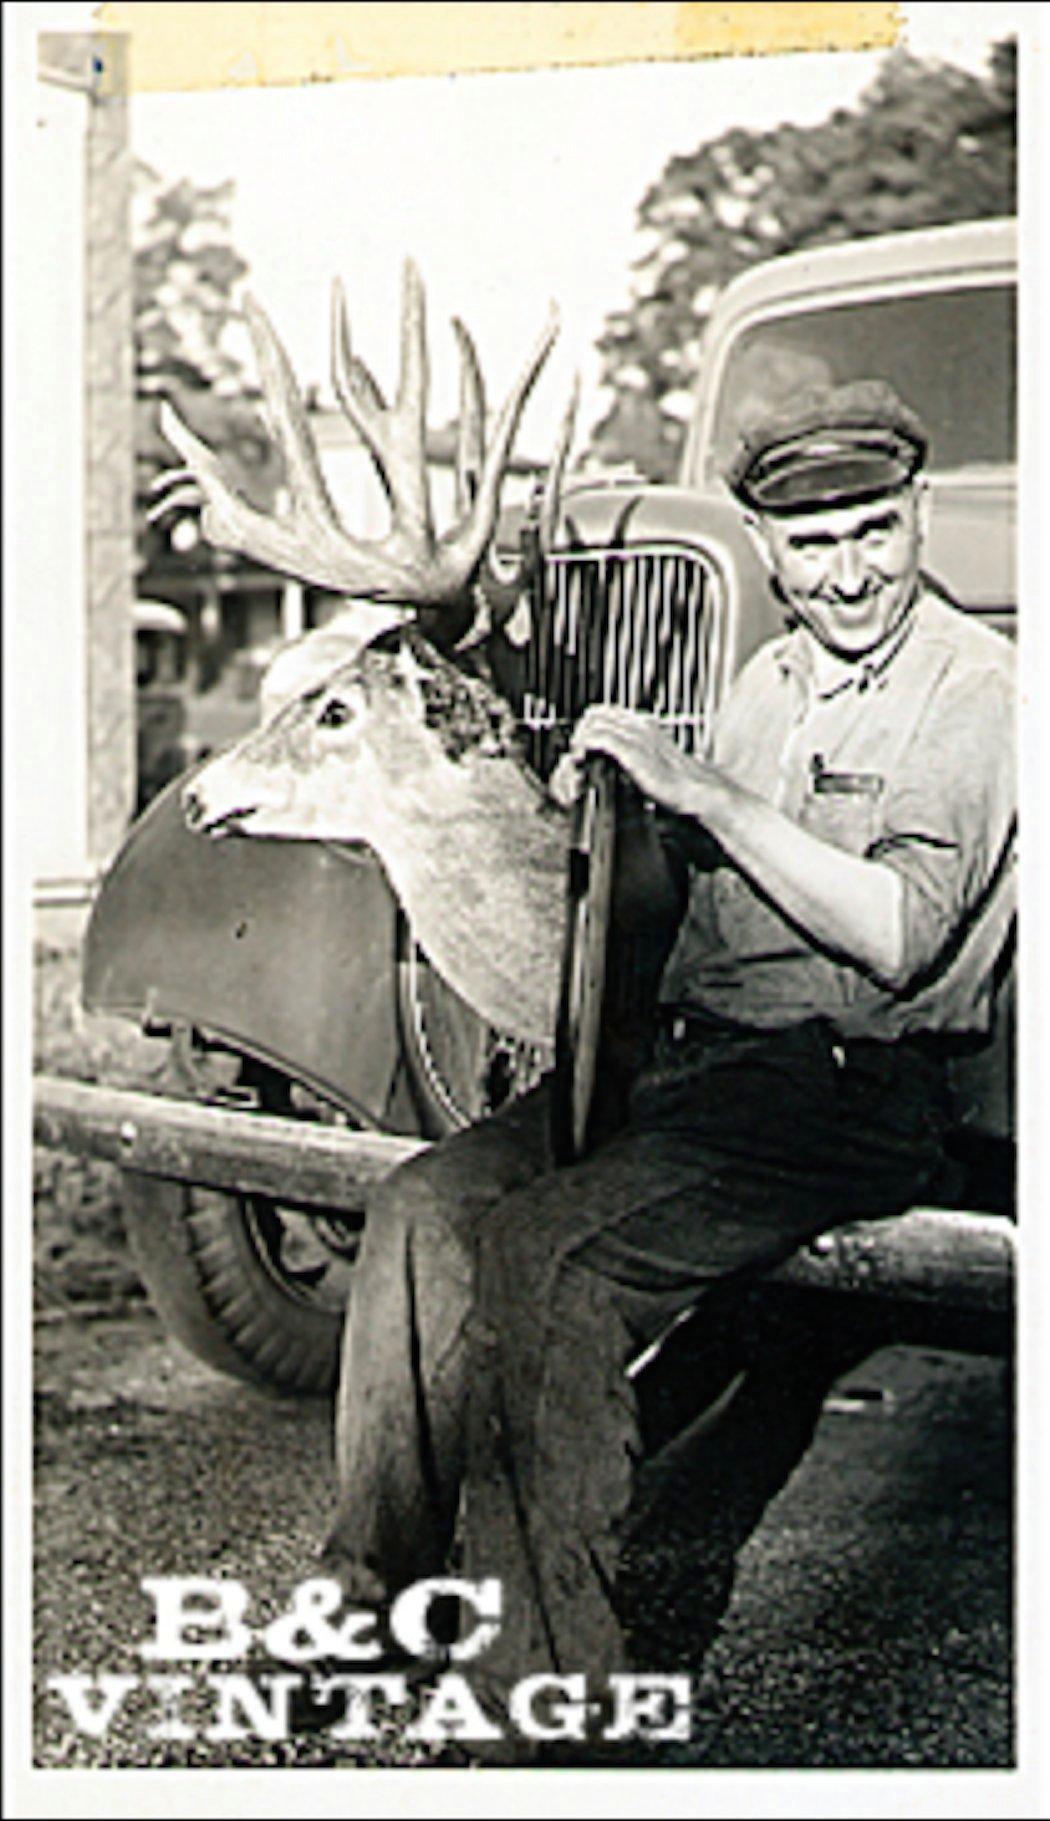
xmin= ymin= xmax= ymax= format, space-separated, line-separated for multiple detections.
xmin=183 ymin=626 xmax=569 ymax=1042
xmin=166 ymin=265 xmax=578 ymax=1041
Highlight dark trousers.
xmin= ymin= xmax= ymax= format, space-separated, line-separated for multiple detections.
xmin=321 ymin=1016 xmax=951 ymax=1731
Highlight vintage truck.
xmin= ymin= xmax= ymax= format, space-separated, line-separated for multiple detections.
xmin=49 ymin=216 xmax=1015 ymax=1395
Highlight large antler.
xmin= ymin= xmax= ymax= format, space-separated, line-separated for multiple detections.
xmin=156 ymin=261 xmax=561 ymax=614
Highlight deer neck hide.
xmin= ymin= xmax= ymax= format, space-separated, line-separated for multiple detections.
xmin=357 ymin=635 xmax=568 ymax=1044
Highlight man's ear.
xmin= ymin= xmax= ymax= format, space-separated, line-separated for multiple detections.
xmin=742 ymin=509 xmax=776 ymax=572
xmin=913 ymin=475 xmax=932 ymax=547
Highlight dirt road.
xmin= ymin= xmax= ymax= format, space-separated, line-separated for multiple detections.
xmin=31 ymin=1309 xmax=1011 ymax=1771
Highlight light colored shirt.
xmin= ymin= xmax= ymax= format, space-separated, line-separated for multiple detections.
xmin=659 ymin=588 xmax=1016 ymax=1039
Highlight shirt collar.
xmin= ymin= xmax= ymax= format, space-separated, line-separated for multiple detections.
xmin=773 ymin=587 xmax=921 ymax=700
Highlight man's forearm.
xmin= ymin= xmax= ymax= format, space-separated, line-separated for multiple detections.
xmin=568 ymin=706 xmax=910 ymax=987
xmin=684 ymin=772 xmax=907 ymax=987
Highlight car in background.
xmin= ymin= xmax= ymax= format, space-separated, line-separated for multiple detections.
xmin=134 ymin=599 xmax=191 ymax=816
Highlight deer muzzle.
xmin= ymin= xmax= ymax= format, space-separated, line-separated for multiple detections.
xmin=182 ymin=757 xmax=291 ymax=838
xmin=182 ymin=786 xmax=257 ymax=838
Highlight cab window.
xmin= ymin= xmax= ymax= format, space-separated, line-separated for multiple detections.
xmin=707 ymin=282 xmax=1016 ymax=484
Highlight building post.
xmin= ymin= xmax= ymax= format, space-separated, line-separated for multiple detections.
xmin=40 ymin=30 xmax=136 ymax=873
xmin=83 ymin=32 xmax=135 ymax=862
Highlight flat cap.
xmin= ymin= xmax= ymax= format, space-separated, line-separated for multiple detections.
xmin=725 ymin=379 xmax=927 ymax=516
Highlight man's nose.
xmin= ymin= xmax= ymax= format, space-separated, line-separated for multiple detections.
xmin=829 ymin=539 xmax=867 ymax=598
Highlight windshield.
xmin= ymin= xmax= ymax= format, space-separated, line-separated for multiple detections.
xmin=707 ymin=282 xmax=1015 ymax=484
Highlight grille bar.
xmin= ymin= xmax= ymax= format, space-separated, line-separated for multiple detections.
xmin=523 ymin=544 xmax=724 ymax=773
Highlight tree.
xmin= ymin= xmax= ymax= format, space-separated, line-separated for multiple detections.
xmin=133 ymin=163 xmax=283 ymax=577
xmin=592 ymin=40 xmax=1017 ymax=479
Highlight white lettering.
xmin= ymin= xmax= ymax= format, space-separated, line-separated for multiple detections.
xmin=603 ymin=1673 xmax=692 ymax=1742
xmin=46 ymin=1674 xmax=139 ymax=1737
xmin=203 ymin=1672 xmax=298 ymax=1741
xmin=144 ymin=1674 xmax=196 ymax=1740
xmin=390 ymin=1576 xmax=502 ymax=1663
xmin=509 ymin=1672 xmax=588 ymax=1741
xmin=139 ymin=1576 xmax=252 ymax=1662
xmin=315 ymin=1673 xmax=410 ymax=1739
xmin=262 ymin=1577 xmax=382 ymax=1663
xmin=406 ymin=1672 xmax=503 ymax=1743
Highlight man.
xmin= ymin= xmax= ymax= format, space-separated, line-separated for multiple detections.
xmin=294 ymin=381 xmax=1015 ymax=1753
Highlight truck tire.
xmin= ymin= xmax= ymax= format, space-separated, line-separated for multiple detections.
xmin=120 ymin=1172 xmax=360 ymax=1396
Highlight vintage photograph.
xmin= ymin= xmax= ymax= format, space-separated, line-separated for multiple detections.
xmin=8 ymin=0 xmax=1038 ymax=1808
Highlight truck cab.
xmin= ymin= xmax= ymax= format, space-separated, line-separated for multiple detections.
xmin=528 ymin=218 xmax=1014 ymax=698
xmin=682 ymin=216 xmax=1015 ymax=647
xmin=520 ymin=217 xmax=1016 ymax=1146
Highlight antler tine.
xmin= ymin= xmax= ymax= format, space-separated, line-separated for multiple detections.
xmin=539 ymin=372 xmax=579 ymax=550
xmin=330 ymin=278 xmax=394 ymax=503
xmin=387 ymin=259 xmax=434 ymax=545
xmin=158 ymin=400 xmax=258 ymax=551
xmin=451 ymin=316 xmax=486 ymax=519
xmin=333 ymin=262 xmax=436 ymax=550
xmin=463 ymin=369 xmax=578 ymax=640
xmin=145 ymin=482 xmax=202 ymax=524
xmin=159 ymin=395 xmax=406 ymax=598
xmin=396 ymin=259 xmax=428 ymax=415
xmin=446 ymin=305 xmax=560 ymax=573
xmin=243 ymin=294 xmax=342 ymax=532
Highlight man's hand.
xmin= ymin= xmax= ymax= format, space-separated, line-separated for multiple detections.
xmin=566 ymin=705 xmax=716 ymax=818
xmin=561 ymin=704 xmax=910 ymax=990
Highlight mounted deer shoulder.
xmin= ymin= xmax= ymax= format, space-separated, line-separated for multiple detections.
xmin=163 ymin=263 xmax=578 ymax=1043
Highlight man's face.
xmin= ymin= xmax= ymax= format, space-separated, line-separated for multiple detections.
xmin=751 ymin=482 xmax=927 ymax=659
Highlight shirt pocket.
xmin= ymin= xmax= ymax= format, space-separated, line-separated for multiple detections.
xmin=799 ymin=765 xmax=885 ymax=858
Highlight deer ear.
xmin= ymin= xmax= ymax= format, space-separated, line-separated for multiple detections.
xmin=374 ymin=621 xmax=441 ymax=678
xmin=260 ymin=630 xmax=362 ymax=719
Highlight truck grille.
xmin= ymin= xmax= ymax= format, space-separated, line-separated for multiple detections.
xmin=523 ymin=544 xmax=725 ymax=773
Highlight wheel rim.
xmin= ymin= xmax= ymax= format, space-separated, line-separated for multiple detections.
xmin=398 ymin=923 xmax=551 ymax=1132
xmin=183 ymin=1053 xmax=368 ymax=1319
xmin=236 ymin=1194 xmax=362 ymax=1315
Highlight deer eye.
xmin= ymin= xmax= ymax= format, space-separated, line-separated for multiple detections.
xmin=317 ymin=696 xmax=354 ymax=729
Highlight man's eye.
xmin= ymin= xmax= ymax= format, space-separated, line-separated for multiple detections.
xmin=318 ymin=698 xmax=353 ymax=728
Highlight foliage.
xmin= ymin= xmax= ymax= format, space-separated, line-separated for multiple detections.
xmin=133 ymin=164 xmax=282 ymax=576
xmin=591 ymin=41 xmax=1017 ymax=479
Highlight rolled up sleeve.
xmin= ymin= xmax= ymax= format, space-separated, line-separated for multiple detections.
xmin=866 ymin=667 xmax=1016 ymax=987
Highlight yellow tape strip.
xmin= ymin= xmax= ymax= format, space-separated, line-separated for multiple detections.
xmin=97 ymin=3 xmax=900 ymax=91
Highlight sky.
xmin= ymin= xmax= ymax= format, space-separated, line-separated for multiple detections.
xmin=111 ymin=1 xmax=1027 ymax=456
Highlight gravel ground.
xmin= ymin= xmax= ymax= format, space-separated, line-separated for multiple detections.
xmin=28 ymin=939 xmax=1015 ymax=1780
xmin=31 ymin=1312 xmax=1013 ymax=1773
